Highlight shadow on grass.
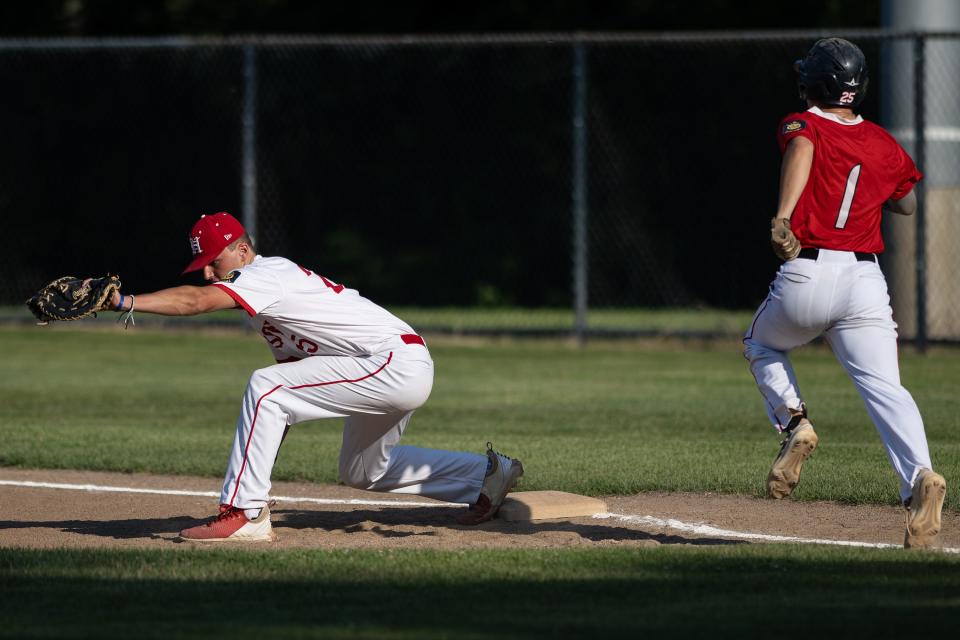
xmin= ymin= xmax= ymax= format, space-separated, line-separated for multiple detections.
xmin=1 ymin=548 xmax=959 ymax=639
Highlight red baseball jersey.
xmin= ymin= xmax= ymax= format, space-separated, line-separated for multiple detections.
xmin=777 ymin=107 xmax=922 ymax=253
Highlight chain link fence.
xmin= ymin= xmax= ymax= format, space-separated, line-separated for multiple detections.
xmin=0 ymin=32 xmax=956 ymax=341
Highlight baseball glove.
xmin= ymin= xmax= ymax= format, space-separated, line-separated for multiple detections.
xmin=770 ymin=217 xmax=801 ymax=261
xmin=26 ymin=275 xmax=121 ymax=324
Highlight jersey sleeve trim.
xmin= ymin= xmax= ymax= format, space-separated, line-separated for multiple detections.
xmin=212 ymin=282 xmax=256 ymax=316
xmin=890 ymin=184 xmax=916 ymax=200
xmin=777 ymin=114 xmax=815 ymax=153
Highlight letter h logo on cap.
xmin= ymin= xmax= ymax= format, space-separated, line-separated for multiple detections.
xmin=182 ymin=212 xmax=246 ymax=274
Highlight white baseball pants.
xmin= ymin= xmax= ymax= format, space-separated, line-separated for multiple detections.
xmin=743 ymin=249 xmax=933 ymax=501
xmin=219 ymin=337 xmax=487 ymax=509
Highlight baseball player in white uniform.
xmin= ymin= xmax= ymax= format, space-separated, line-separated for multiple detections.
xmin=110 ymin=211 xmax=523 ymax=541
xmin=745 ymin=39 xmax=946 ymax=548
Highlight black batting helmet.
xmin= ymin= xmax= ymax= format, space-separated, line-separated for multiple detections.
xmin=795 ymin=38 xmax=869 ymax=108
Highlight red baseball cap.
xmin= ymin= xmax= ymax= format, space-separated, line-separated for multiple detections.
xmin=182 ymin=212 xmax=247 ymax=274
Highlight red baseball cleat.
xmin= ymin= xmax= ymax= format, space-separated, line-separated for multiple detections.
xmin=178 ymin=504 xmax=275 ymax=542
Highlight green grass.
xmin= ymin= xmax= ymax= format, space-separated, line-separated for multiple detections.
xmin=0 ymin=325 xmax=957 ymax=508
xmin=2 ymin=546 xmax=959 ymax=638
xmin=2 ymin=325 xmax=960 ymax=637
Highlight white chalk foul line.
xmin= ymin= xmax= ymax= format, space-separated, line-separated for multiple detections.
xmin=594 ymin=512 xmax=960 ymax=554
xmin=3 ymin=479 xmax=956 ymax=553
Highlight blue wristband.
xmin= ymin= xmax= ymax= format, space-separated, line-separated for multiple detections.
xmin=116 ymin=294 xmax=125 ymax=311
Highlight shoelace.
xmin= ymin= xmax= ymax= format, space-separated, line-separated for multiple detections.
xmin=486 ymin=441 xmax=510 ymax=460
xmin=775 ymin=429 xmax=795 ymax=459
xmin=206 ymin=506 xmax=243 ymax=527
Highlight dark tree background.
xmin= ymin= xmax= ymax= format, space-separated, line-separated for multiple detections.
xmin=0 ymin=2 xmax=889 ymax=310
xmin=0 ymin=1 xmax=880 ymax=36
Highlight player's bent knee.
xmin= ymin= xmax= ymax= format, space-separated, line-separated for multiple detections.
xmin=339 ymin=469 xmax=375 ymax=491
xmin=743 ymin=340 xmax=773 ymax=362
xmin=338 ymin=458 xmax=376 ymax=490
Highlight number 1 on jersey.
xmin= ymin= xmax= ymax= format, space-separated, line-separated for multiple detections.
xmin=835 ymin=163 xmax=862 ymax=229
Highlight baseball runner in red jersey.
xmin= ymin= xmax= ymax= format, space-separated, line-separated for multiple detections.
xmin=109 ymin=212 xmax=523 ymax=541
xmin=744 ymin=39 xmax=946 ymax=549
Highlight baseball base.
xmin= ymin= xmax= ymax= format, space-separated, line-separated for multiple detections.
xmin=498 ymin=490 xmax=607 ymax=522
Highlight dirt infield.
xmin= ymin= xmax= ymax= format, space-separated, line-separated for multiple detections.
xmin=1 ymin=468 xmax=957 ymax=551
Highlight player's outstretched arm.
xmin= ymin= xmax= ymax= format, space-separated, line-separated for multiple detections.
xmin=110 ymin=285 xmax=237 ymax=316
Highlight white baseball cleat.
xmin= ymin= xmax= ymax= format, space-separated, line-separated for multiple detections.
xmin=904 ymin=469 xmax=947 ymax=549
xmin=767 ymin=411 xmax=819 ymax=500
xmin=457 ymin=443 xmax=524 ymax=525
xmin=178 ymin=504 xmax=275 ymax=542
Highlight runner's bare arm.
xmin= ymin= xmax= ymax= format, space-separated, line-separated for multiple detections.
xmin=775 ymin=136 xmax=815 ymax=220
xmin=884 ymin=189 xmax=917 ymax=216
